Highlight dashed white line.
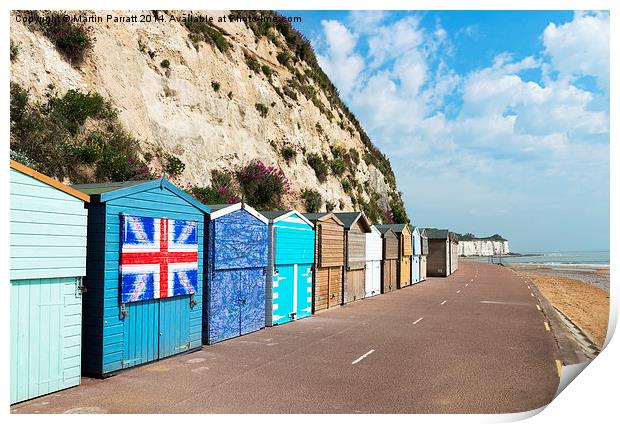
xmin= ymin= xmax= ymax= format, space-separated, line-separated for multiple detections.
xmin=536 ymin=305 xmax=542 ymax=311
xmin=465 ymin=283 xmax=469 ymax=287
xmin=530 ymin=293 xmax=535 ymax=297
xmin=440 ymin=300 xmax=447 ymax=305
xmin=413 ymin=317 xmax=424 ymax=325
xmin=352 ymin=349 xmax=375 ymax=365
xmin=456 ymin=290 xmax=461 ymax=294
xmin=544 ymin=322 xmax=551 ymax=332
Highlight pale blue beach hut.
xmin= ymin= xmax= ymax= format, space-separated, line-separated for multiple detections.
xmin=10 ymin=160 xmax=90 ymax=403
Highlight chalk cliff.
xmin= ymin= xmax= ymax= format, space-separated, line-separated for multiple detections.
xmin=10 ymin=10 xmax=405 ymax=221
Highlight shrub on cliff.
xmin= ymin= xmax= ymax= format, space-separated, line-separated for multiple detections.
xmin=236 ymin=160 xmax=290 ymax=208
xmin=301 ymin=189 xmax=322 ymax=213
xmin=31 ymin=12 xmax=94 ymax=63
xmin=306 ymin=153 xmax=328 ymax=182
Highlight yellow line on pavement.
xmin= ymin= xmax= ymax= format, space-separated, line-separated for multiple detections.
xmin=544 ymin=321 xmax=551 ymax=332
xmin=555 ymin=360 xmax=563 ymax=377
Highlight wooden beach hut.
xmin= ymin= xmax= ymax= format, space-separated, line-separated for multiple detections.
xmin=425 ymin=228 xmax=459 ymax=277
xmin=420 ymin=229 xmax=428 ymax=281
xmin=10 ymin=160 xmax=90 ymax=403
xmin=204 ymin=203 xmax=269 ymax=344
xmin=412 ymin=226 xmax=422 ymax=284
xmin=334 ymin=212 xmax=372 ymax=303
xmin=374 ymin=226 xmax=399 ymax=293
xmin=376 ymin=224 xmax=412 ymax=289
xmin=365 ymin=225 xmax=383 ymax=297
xmin=304 ymin=213 xmax=345 ymax=312
xmin=261 ymin=210 xmax=315 ymax=326
xmin=74 ymin=178 xmax=208 ymax=376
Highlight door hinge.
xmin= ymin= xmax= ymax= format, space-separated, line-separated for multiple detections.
xmin=77 ymin=276 xmax=87 ymax=294
xmin=120 ymin=303 xmax=129 ymax=319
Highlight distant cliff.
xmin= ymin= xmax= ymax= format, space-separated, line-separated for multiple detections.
xmin=456 ymin=233 xmax=509 ymax=257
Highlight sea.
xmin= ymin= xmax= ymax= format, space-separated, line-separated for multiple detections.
xmin=469 ymin=250 xmax=610 ymax=267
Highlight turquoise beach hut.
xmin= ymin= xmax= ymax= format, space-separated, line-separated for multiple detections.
xmin=10 ymin=160 xmax=90 ymax=404
xmin=75 ymin=178 xmax=209 ymax=376
xmin=260 ymin=210 xmax=315 ymax=326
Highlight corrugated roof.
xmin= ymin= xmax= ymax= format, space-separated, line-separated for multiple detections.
xmin=72 ymin=180 xmax=152 ymax=195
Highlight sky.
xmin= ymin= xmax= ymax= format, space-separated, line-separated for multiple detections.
xmin=284 ymin=10 xmax=610 ymax=253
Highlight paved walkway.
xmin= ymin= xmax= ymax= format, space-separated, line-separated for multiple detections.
xmin=11 ymin=262 xmax=560 ymax=414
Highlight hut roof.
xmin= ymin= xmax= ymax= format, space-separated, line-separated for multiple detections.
xmin=303 ymin=212 xmax=344 ymax=226
xmin=375 ymin=223 xmax=407 ymax=234
xmin=333 ymin=212 xmax=372 ymax=232
xmin=11 ymin=159 xmax=90 ymax=203
xmin=205 ymin=202 xmax=268 ymax=224
xmin=72 ymin=178 xmax=209 ymax=212
xmin=258 ymin=209 xmax=314 ymax=227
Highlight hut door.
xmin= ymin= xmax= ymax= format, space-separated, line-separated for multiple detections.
xmin=273 ymin=265 xmax=295 ymax=325
xmin=296 ymin=264 xmax=313 ymax=319
xmin=158 ymin=296 xmax=191 ymax=359
xmin=239 ymin=268 xmax=265 ymax=335
xmin=209 ymin=270 xmax=242 ymax=343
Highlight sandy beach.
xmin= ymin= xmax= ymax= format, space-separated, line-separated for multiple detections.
xmin=509 ymin=264 xmax=610 ymax=348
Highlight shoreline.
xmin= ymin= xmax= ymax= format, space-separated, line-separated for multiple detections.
xmin=508 ymin=264 xmax=609 ymax=348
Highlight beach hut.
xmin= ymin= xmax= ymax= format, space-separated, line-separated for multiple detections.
xmin=365 ymin=225 xmax=383 ymax=297
xmin=449 ymin=231 xmax=459 ymax=274
xmin=334 ymin=212 xmax=372 ymax=303
xmin=425 ymin=228 xmax=455 ymax=277
xmin=261 ymin=210 xmax=315 ymax=326
xmin=412 ymin=226 xmax=421 ymax=284
xmin=375 ymin=226 xmax=399 ymax=293
xmin=204 ymin=204 xmax=269 ymax=344
xmin=10 ymin=161 xmax=89 ymax=403
xmin=304 ymin=213 xmax=345 ymax=312
xmin=376 ymin=224 xmax=412 ymax=289
xmin=75 ymin=178 xmax=208 ymax=376
xmin=420 ymin=229 xmax=428 ymax=281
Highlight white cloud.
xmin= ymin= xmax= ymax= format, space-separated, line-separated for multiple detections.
xmin=315 ymin=20 xmax=364 ymax=97
xmin=315 ymin=12 xmax=609 ymax=249
xmin=543 ymin=11 xmax=610 ymax=90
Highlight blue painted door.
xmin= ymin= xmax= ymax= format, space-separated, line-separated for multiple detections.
xmin=159 ymin=296 xmax=190 ymax=358
xmin=297 ymin=264 xmax=313 ymax=319
xmin=272 ymin=265 xmax=295 ymax=325
xmin=122 ymin=300 xmax=159 ymax=369
xmin=209 ymin=269 xmax=241 ymax=343
xmin=240 ymin=268 xmax=265 ymax=335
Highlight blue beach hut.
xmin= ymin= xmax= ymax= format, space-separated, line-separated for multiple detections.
xmin=204 ymin=203 xmax=269 ymax=344
xmin=74 ymin=178 xmax=209 ymax=376
xmin=10 ymin=160 xmax=90 ymax=403
xmin=260 ymin=210 xmax=315 ymax=326
xmin=412 ymin=226 xmax=421 ymax=284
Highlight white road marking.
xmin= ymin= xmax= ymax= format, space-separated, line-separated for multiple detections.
xmin=456 ymin=290 xmax=461 ymax=294
xmin=413 ymin=317 xmax=424 ymax=325
xmin=536 ymin=305 xmax=542 ymax=311
xmin=530 ymin=293 xmax=535 ymax=297
xmin=470 ymin=279 xmax=473 ymax=282
xmin=440 ymin=300 xmax=447 ymax=305
xmin=544 ymin=322 xmax=551 ymax=332
xmin=352 ymin=349 xmax=375 ymax=365
xmin=465 ymin=283 xmax=469 ymax=287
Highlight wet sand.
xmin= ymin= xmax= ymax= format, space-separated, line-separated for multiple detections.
xmin=509 ymin=264 xmax=610 ymax=348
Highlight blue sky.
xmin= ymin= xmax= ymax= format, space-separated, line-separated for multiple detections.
xmin=283 ymin=10 xmax=610 ymax=253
